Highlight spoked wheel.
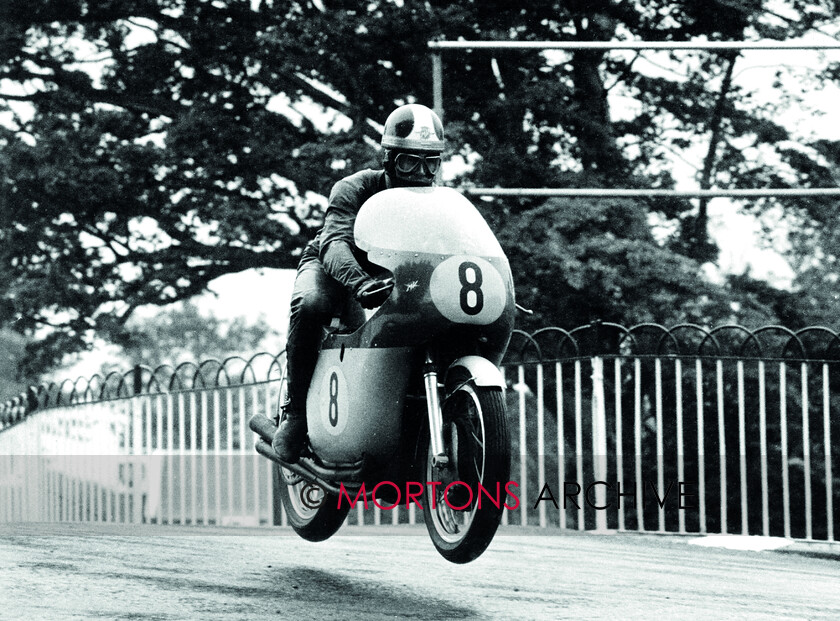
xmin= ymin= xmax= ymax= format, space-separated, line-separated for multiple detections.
xmin=273 ymin=363 xmax=349 ymax=542
xmin=422 ymin=380 xmax=510 ymax=564
xmin=276 ymin=466 xmax=349 ymax=542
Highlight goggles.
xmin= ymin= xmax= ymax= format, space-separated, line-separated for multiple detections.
xmin=394 ymin=152 xmax=442 ymax=176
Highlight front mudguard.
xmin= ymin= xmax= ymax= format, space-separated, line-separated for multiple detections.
xmin=444 ymin=355 xmax=506 ymax=391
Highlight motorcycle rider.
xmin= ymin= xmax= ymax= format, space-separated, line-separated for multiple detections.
xmin=273 ymin=103 xmax=446 ymax=462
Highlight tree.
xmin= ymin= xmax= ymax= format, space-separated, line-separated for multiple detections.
xmin=0 ymin=328 xmax=34 ymax=403
xmin=1 ymin=1 xmax=339 ymax=374
xmin=94 ymin=301 xmax=282 ymax=372
xmin=2 ymin=1 xmax=839 ymax=374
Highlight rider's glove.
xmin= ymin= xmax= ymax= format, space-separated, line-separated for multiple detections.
xmin=355 ymin=277 xmax=394 ymax=309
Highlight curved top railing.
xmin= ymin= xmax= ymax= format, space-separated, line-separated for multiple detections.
xmin=3 ymin=322 xmax=840 ymax=428
xmin=0 ymin=351 xmax=286 ymax=428
xmin=501 ymin=322 xmax=840 ymax=364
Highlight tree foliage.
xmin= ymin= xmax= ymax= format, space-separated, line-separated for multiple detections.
xmin=2 ymin=0 xmax=840 ymax=374
xmin=105 ymin=301 xmax=281 ymax=370
xmin=0 ymin=328 xmax=33 ymax=402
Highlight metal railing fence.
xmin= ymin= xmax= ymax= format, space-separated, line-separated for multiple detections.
xmin=1 ymin=354 xmax=285 ymax=526
xmin=502 ymin=323 xmax=838 ymax=541
xmin=1 ymin=323 xmax=838 ymax=541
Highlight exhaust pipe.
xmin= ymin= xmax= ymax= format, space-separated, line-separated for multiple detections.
xmin=249 ymin=414 xmax=276 ymax=444
xmin=249 ymin=414 xmax=370 ymax=498
xmin=255 ymin=440 xmax=352 ymax=498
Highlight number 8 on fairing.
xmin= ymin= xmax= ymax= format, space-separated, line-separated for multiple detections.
xmin=328 ymin=372 xmax=339 ymax=426
xmin=458 ymin=261 xmax=484 ymax=315
xmin=429 ymin=255 xmax=506 ymax=325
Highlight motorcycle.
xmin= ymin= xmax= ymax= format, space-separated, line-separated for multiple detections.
xmin=249 ymin=185 xmax=515 ymax=563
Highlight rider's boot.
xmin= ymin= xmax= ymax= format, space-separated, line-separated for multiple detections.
xmin=272 ymin=402 xmax=308 ymax=463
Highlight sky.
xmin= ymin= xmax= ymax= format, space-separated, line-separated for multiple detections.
xmin=631 ymin=37 xmax=840 ymax=288
xmin=199 ymin=268 xmax=295 ymax=324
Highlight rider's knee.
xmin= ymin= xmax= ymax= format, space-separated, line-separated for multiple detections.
xmin=292 ymin=289 xmax=338 ymax=321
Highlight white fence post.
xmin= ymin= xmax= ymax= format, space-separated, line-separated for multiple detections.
xmin=555 ymin=362 xmax=565 ymax=531
xmin=591 ymin=357 xmax=608 ymax=531
xmin=614 ymin=359 xmax=624 ymax=532
xmin=655 ymin=358 xmax=665 ymax=533
xmin=824 ymin=364 xmax=834 ymax=541
xmin=574 ymin=361 xmax=584 ymax=531
xmin=517 ymin=364 xmax=528 ymax=527
xmin=536 ymin=363 xmax=546 ymax=528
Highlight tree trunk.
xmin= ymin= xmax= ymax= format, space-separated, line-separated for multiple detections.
xmin=570 ymin=13 xmax=624 ymax=178
xmin=693 ymin=53 xmax=738 ymax=258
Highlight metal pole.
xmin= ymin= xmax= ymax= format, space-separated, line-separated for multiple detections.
xmin=655 ymin=359 xmax=665 ymax=533
xmin=737 ymin=361 xmax=748 ymax=535
xmin=717 ymin=360 xmax=727 ymax=535
xmin=614 ymin=359 xmax=624 ymax=532
xmin=461 ymin=188 xmax=840 ymax=198
xmin=429 ymin=39 xmax=840 ymax=198
xmin=432 ymin=52 xmax=443 ymax=121
xmin=780 ymin=363 xmax=791 ymax=538
xmin=574 ymin=361 xmax=584 ymax=530
xmin=517 ymin=365 xmax=528 ymax=527
xmin=536 ymin=363 xmax=546 ymax=528
xmin=556 ymin=362 xmax=565 ymax=531
xmin=591 ymin=357 xmax=608 ymax=531
xmin=428 ymin=40 xmax=840 ymax=51
xmin=634 ymin=359 xmax=644 ymax=532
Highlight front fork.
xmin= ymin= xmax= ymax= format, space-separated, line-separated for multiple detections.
xmin=423 ymin=350 xmax=449 ymax=468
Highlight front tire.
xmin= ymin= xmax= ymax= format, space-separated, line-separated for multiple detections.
xmin=422 ymin=382 xmax=510 ymax=564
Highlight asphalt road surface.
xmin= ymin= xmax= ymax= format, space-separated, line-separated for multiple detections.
xmin=1 ymin=524 xmax=838 ymax=620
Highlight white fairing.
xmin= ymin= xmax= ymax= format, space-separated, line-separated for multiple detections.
xmin=354 ymin=187 xmax=507 ymax=258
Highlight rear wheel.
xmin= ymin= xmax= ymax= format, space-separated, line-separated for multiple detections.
xmin=422 ymin=381 xmax=510 ymax=564
xmin=273 ymin=363 xmax=349 ymax=542
xmin=276 ymin=467 xmax=349 ymax=542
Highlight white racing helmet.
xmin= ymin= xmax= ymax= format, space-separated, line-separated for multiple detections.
xmin=381 ymin=104 xmax=445 ymax=153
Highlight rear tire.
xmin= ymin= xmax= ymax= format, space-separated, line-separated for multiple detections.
xmin=274 ymin=362 xmax=349 ymax=542
xmin=277 ymin=469 xmax=349 ymax=542
xmin=422 ymin=382 xmax=510 ymax=564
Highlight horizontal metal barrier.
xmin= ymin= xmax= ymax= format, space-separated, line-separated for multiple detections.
xmin=1 ymin=323 xmax=837 ymax=541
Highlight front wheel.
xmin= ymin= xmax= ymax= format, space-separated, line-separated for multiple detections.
xmin=422 ymin=382 xmax=510 ymax=564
